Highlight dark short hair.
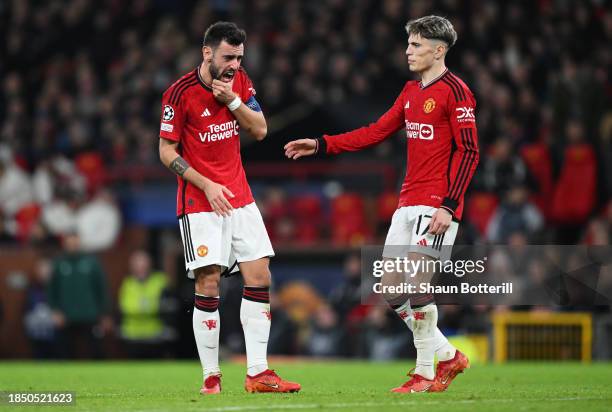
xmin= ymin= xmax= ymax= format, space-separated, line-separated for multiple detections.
xmin=405 ymin=15 xmax=457 ymax=48
xmin=203 ymin=21 xmax=246 ymax=49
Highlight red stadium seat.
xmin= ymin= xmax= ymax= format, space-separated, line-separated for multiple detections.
xmin=376 ymin=191 xmax=399 ymax=224
xmin=292 ymin=194 xmax=323 ymax=222
xmin=330 ymin=193 xmax=370 ymax=245
xmin=290 ymin=194 xmax=324 ymax=244
xmin=520 ymin=142 xmax=554 ymax=218
xmin=551 ymin=144 xmax=597 ymax=224
xmin=464 ymin=192 xmax=499 ymax=236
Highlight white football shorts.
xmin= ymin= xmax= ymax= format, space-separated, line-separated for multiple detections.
xmin=178 ymin=202 xmax=274 ymax=278
xmin=382 ymin=205 xmax=459 ymax=261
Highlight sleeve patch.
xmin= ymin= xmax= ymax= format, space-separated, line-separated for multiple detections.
xmin=455 ymin=106 xmax=476 ymax=127
xmin=163 ymin=105 xmax=175 ymax=121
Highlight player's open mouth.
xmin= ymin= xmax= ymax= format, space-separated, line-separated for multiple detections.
xmin=221 ymin=70 xmax=235 ymax=82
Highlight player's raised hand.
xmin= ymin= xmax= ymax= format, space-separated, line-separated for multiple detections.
xmin=200 ymin=179 xmax=235 ymax=217
xmin=428 ymin=207 xmax=452 ymax=235
xmin=284 ymin=138 xmax=317 ymax=159
xmin=211 ymin=79 xmax=236 ymax=105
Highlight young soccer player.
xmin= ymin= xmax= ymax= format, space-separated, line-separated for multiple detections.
xmin=159 ymin=21 xmax=300 ymax=395
xmin=285 ymin=15 xmax=478 ymax=393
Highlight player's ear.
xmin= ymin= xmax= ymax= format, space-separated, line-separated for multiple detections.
xmin=203 ymin=46 xmax=213 ymax=62
xmin=435 ymin=43 xmax=446 ymax=60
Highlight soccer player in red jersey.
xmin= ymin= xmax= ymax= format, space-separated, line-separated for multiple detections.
xmin=285 ymin=16 xmax=477 ymax=393
xmin=158 ymin=22 xmax=300 ymax=395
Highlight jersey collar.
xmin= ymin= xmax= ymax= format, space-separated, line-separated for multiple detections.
xmin=196 ymin=65 xmax=213 ymax=92
xmin=419 ymin=68 xmax=449 ymax=89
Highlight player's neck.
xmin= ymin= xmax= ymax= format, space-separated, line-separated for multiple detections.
xmin=198 ymin=64 xmax=213 ymax=87
xmin=419 ymin=62 xmax=447 ymax=87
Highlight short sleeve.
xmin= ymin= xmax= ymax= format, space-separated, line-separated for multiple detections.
xmin=238 ymin=69 xmax=256 ymax=102
xmin=159 ymin=88 xmax=186 ymax=142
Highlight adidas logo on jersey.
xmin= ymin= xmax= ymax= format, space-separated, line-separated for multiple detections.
xmin=201 ymin=108 xmax=211 ymax=117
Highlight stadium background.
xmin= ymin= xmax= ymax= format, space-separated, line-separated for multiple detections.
xmin=0 ymin=0 xmax=610 ymax=365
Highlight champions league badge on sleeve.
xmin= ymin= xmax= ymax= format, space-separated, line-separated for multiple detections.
xmin=163 ymin=105 xmax=175 ymax=121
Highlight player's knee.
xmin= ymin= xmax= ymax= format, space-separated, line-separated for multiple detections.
xmin=194 ymin=265 xmax=221 ymax=295
xmin=245 ymin=271 xmax=271 ymax=287
xmin=239 ymin=258 xmax=271 ymax=287
xmin=380 ymin=271 xmax=407 ymax=304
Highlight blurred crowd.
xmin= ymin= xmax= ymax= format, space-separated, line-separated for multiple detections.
xmin=1 ymin=0 xmax=610 ymax=246
xmin=1 ymin=0 xmax=611 ymax=358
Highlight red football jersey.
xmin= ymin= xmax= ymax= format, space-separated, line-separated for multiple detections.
xmin=322 ymin=70 xmax=479 ymax=219
xmin=159 ymin=66 xmax=256 ymax=216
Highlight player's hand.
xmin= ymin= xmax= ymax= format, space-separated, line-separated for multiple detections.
xmin=284 ymin=139 xmax=317 ymax=159
xmin=428 ymin=208 xmax=452 ymax=235
xmin=212 ymin=79 xmax=236 ymax=105
xmin=201 ymin=179 xmax=235 ymax=217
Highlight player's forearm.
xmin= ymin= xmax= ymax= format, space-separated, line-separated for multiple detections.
xmin=322 ymin=122 xmax=397 ymax=155
xmin=159 ymin=139 xmax=212 ymax=189
xmin=442 ymin=145 xmax=480 ymax=214
xmin=231 ymin=104 xmax=267 ymax=141
xmin=322 ymin=105 xmax=403 ymax=154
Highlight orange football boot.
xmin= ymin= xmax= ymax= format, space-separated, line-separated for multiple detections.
xmin=429 ymin=350 xmax=470 ymax=392
xmin=245 ymin=369 xmax=301 ymax=393
xmin=391 ymin=369 xmax=435 ymax=393
xmin=200 ymin=374 xmax=221 ymax=395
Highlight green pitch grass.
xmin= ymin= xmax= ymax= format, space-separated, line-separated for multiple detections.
xmin=1 ymin=361 xmax=611 ymax=411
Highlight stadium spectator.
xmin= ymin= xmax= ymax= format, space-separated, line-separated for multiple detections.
xmin=0 ymin=145 xmax=34 ymax=238
xmin=48 ymin=230 xmax=113 ymax=359
xmin=118 ymin=250 xmax=169 ymax=358
xmin=23 ymin=258 xmax=56 ymax=359
xmin=75 ymin=189 xmax=121 ymax=252
xmin=360 ymin=306 xmax=412 ymax=361
xmin=303 ymin=305 xmax=347 ymax=357
xmin=329 ymin=253 xmax=363 ymax=321
xmin=551 ymin=120 xmax=598 ymax=242
xmin=476 ymin=137 xmax=533 ymax=194
xmin=486 ymin=185 xmax=544 ymax=243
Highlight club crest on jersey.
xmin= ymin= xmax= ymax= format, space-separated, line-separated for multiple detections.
xmin=197 ymin=245 xmax=209 ymax=257
xmin=163 ymin=105 xmax=174 ymax=121
xmin=423 ymin=98 xmax=436 ymax=114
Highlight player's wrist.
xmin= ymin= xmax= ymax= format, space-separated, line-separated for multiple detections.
xmin=314 ymin=137 xmax=327 ymax=157
xmin=227 ymin=96 xmax=242 ymax=111
xmin=440 ymin=197 xmax=458 ymax=216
